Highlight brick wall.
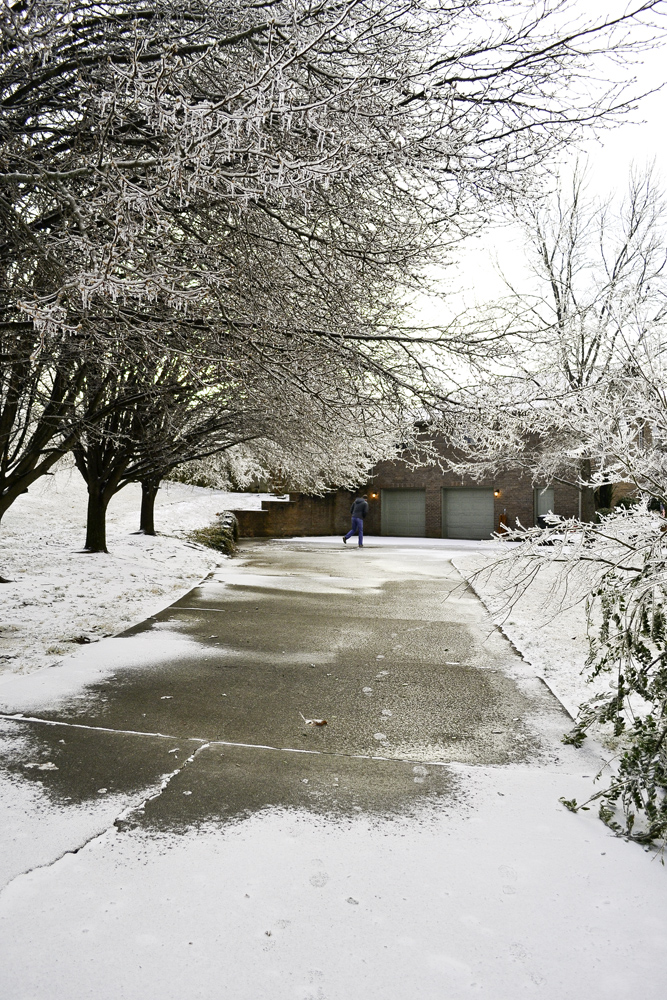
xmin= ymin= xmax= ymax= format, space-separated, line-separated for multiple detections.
xmin=235 ymin=438 xmax=581 ymax=538
xmin=235 ymin=491 xmax=359 ymax=538
xmin=368 ymin=449 xmax=580 ymax=536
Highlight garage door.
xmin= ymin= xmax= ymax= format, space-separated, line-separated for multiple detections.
xmin=442 ymin=488 xmax=494 ymax=540
xmin=381 ymin=489 xmax=426 ymax=536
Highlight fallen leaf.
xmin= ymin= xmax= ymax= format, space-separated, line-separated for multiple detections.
xmin=300 ymin=712 xmax=327 ymax=726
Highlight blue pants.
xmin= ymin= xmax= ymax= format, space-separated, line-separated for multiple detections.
xmin=345 ymin=517 xmax=364 ymax=546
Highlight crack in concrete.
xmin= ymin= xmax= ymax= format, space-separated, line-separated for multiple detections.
xmin=0 ymin=822 xmax=123 ymax=899
xmin=0 ymin=740 xmax=213 ymax=899
xmin=114 ymin=740 xmax=212 ymax=831
xmin=169 ymin=606 xmax=229 ymax=611
xmin=0 ymin=711 xmax=199 ymax=743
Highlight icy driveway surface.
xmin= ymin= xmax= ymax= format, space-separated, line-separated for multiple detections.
xmin=0 ymin=539 xmax=665 ymax=999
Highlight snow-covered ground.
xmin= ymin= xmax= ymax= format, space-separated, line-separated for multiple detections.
xmin=0 ymin=471 xmax=598 ymax=732
xmin=451 ymin=549 xmax=594 ymax=721
xmin=3 ymin=764 xmax=665 ymax=1000
xmin=0 ymin=537 xmax=665 ymax=1000
xmin=0 ymin=464 xmax=267 ymax=677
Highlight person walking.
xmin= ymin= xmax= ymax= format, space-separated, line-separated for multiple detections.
xmin=343 ymin=494 xmax=369 ymax=547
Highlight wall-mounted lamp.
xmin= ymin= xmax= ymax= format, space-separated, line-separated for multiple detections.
xmin=494 ymin=489 xmax=501 ymax=497
xmin=370 ymin=492 xmax=379 ymax=499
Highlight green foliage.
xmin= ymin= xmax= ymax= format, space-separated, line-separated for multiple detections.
xmin=563 ymin=555 xmax=667 ymax=849
xmin=188 ymin=512 xmax=239 ymax=556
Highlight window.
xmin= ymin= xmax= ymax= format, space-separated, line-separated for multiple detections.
xmin=534 ymin=487 xmax=554 ymax=523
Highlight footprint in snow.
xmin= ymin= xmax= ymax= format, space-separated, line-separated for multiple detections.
xmin=499 ymin=865 xmax=517 ymax=881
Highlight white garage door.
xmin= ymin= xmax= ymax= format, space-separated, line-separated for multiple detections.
xmin=442 ymin=488 xmax=494 ymax=540
xmin=381 ymin=489 xmax=426 ymax=536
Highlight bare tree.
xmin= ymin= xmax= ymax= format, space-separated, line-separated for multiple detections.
xmin=68 ymin=296 xmax=432 ymax=551
xmin=67 ymin=345 xmax=228 ymax=552
xmin=445 ymin=167 xmax=667 ymax=521
xmin=168 ymin=371 xmax=417 ymax=499
xmin=0 ymin=329 xmax=81 ymax=526
xmin=448 ymin=176 xmax=667 ymax=846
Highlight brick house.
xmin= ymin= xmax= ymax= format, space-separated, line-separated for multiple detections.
xmin=235 ymin=438 xmax=581 ymax=540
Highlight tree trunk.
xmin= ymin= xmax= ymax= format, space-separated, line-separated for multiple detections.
xmin=594 ymin=483 xmax=614 ymax=510
xmin=139 ymin=479 xmax=160 ymax=535
xmin=0 ymin=510 xmax=9 ymax=581
xmin=578 ymin=459 xmax=596 ymax=523
xmin=84 ymin=484 xmax=110 ymax=552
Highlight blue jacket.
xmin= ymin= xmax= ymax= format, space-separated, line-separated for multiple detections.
xmin=351 ymin=498 xmax=369 ymax=519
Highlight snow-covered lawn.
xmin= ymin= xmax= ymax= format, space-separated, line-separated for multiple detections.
xmin=452 ymin=549 xmax=594 ymax=721
xmin=0 ymin=464 xmax=266 ymax=677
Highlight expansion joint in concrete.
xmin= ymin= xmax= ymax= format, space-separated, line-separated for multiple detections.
xmin=0 ymin=712 xmax=453 ymax=767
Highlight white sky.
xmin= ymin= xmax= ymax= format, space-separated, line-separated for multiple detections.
xmin=426 ymin=13 xmax=667 ymax=322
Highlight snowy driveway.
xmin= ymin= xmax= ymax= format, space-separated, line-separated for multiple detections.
xmin=0 ymin=539 xmax=665 ymax=998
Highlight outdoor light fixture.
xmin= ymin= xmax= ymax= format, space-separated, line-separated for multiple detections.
xmin=494 ymin=490 xmax=501 ymax=497
xmin=370 ymin=493 xmax=378 ymax=499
